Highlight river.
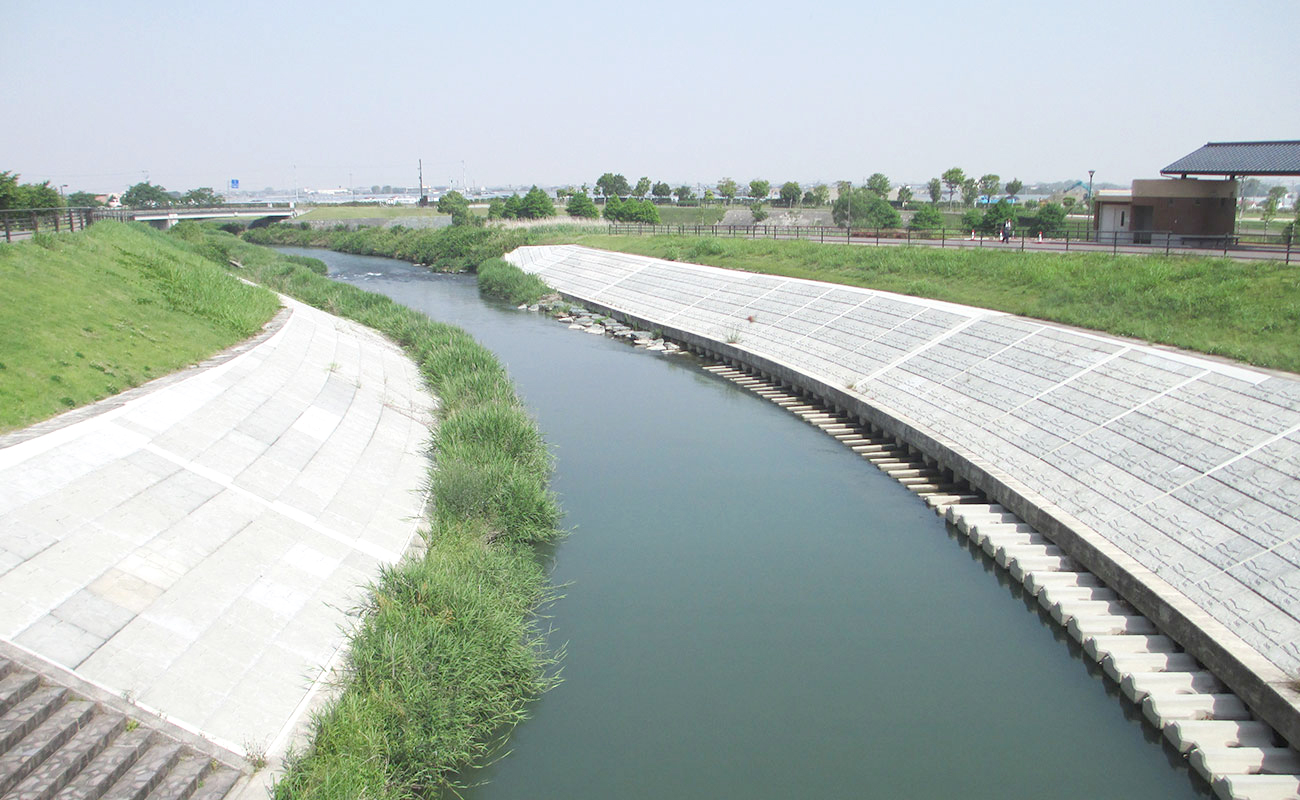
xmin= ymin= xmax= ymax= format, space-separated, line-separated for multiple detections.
xmin=278 ymin=247 xmax=1208 ymax=799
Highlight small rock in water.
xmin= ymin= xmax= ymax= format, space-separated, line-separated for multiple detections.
xmin=646 ymin=343 xmax=667 ymax=352
xmin=517 ymin=304 xmax=528 ymax=310
xmin=587 ymin=325 xmax=606 ymax=335
xmin=528 ymin=304 xmax=540 ymax=312
xmin=569 ymin=324 xmax=586 ymax=330
xmin=557 ymin=316 xmax=573 ymax=323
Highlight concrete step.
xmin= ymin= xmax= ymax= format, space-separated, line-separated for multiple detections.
xmin=968 ymin=521 xmax=1036 ymax=547
xmin=1211 ymin=773 xmax=1300 ymax=800
xmin=1083 ymin=633 xmax=1180 ymax=662
xmin=1190 ymin=747 xmax=1300 ymax=782
xmin=101 ymin=739 xmax=182 ymax=800
xmin=0 ymin=672 xmax=42 ymax=718
xmin=141 ymin=752 xmax=215 ymax=800
xmin=1121 ymin=670 xmax=1225 ymax=703
xmin=1049 ymin=598 xmax=1131 ymax=626
xmin=1067 ymin=614 xmax=1158 ymax=641
xmin=924 ymin=493 xmax=983 ymax=510
xmin=1009 ymin=554 xmax=1080 ymax=583
xmin=187 ymin=765 xmax=244 ymax=800
xmin=1023 ymin=570 xmax=1105 ymax=596
xmin=1038 ymin=585 xmax=1118 ymax=611
xmin=981 ymin=531 xmax=1045 ymax=558
xmin=1142 ymin=693 xmax=1252 ymax=727
xmin=1101 ymin=650 xmax=1200 ymax=683
xmin=1164 ymin=720 xmax=1278 ymax=755
xmin=0 ymin=688 xmax=69 ymax=755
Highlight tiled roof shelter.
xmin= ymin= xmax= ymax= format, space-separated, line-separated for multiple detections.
xmin=1161 ymin=140 xmax=1300 ymax=177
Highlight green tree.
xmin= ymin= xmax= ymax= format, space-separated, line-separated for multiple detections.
xmin=960 ymin=178 xmax=979 ymax=207
xmin=749 ymin=179 xmax=770 ymax=202
xmin=487 ymin=198 xmax=505 ymax=220
xmin=651 ymin=182 xmax=672 ymax=202
xmin=634 ymin=177 xmax=651 ymax=199
xmin=674 ymin=185 xmax=696 ymax=204
xmin=832 ymin=186 xmax=899 ymax=228
xmin=520 ymin=186 xmax=555 ymax=219
xmin=67 ymin=191 xmax=103 ymax=208
xmin=1004 ymin=178 xmax=1023 ymax=203
xmin=908 ymin=204 xmax=943 ymax=230
xmin=835 ymin=180 xmax=853 ymax=198
xmin=717 ymin=178 xmax=738 ymax=204
xmin=941 ymin=167 xmax=966 ymax=205
xmin=977 ymin=174 xmax=1000 ymax=206
xmin=122 ymin=181 xmax=172 ymax=208
xmin=565 ymin=191 xmax=599 ymax=219
xmin=1261 ymin=186 xmax=1287 ymax=230
xmin=502 ymin=193 xmax=523 ymax=219
xmin=862 ymin=196 xmax=900 ymax=228
xmin=927 ymin=178 xmax=942 ymax=204
xmin=866 ymin=173 xmax=890 ymax=198
xmin=811 ymin=184 xmax=830 ymax=206
xmin=180 ymin=187 xmax=223 ymax=206
xmin=779 ymin=181 xmax=801 ymax=207
xmin=437 ymin=190 xmax=469 ymax=216
xmin=0 ymin=171 xmax=19 ymax=209
xmin=18 ymin=182 xmax=63 ymax=209
xmin=750 ymin=202 xmax=769 ymax=223
xmin=979 ymin=199 xmax=1017 ymax=233
xmin=595 ymin=172 xmax=630 ymax=199
xmin=897 ymin=186 xmax=913 ymax=208
xmin=1061 ymin=196 xmax=1076 ymax=211
xmin=1033 ymin=203 xmax=1067 ymax=234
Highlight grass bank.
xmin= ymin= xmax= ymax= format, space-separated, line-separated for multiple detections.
xmin=532 ymin=232 xmax=1300 ymax=373
xmin=296 ymin=205 xmax=450 ymax=222
xmin=169 ymin=225 xmax=563 ymax=798
xmin=243 ymin=223 xmax=532 ymax=272
xmin=0 ymin=224 xmax=280 ymax=432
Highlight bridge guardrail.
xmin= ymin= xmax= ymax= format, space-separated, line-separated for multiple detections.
xmin=2 ymin=204 xmax=295 ymax=242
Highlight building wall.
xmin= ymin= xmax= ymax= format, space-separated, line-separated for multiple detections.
xmin=1131 ymin=178 xmax=1237 ymax=236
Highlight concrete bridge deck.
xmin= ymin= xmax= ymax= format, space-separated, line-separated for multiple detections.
xmin=508 ymin=244 xmax=1300 ymax=746
xmin=0 ymin=294 xmax=433 ymax=770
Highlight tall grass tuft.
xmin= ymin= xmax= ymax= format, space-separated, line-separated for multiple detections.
xmin=475 ymin=257 xmax=552 ymax=305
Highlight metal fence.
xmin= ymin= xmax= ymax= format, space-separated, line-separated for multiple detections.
xmin=605 ymin=223 xmax=1297 ymax=264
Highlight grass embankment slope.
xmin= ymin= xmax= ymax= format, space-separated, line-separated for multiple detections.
xmin=531 ymin=232 xmax=1300 ymax=373
xmin=0 ymin=224 xmax=280 ymax=432
xmin=172 ymin=224 xmax=562 ymax=798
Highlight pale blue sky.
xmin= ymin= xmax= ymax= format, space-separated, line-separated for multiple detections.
xmin=3 ymin=0 xmax=1297 ymax=194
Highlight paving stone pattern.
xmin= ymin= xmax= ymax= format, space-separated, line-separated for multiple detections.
xmin=510 ymin=245 xmax=1300 ymax=676
xmin=0 ymin=295 xmax=434 ymax=756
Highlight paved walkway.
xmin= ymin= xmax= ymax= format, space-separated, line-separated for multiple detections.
xmin=0 ymin=295 xmax=434 ymax=760
xmin=509 ymin=245 xmax=1300 ymax=681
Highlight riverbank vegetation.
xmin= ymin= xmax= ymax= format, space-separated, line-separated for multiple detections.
xmin=0 ymin=224 xmax=280 ymax=432
xmin=242 ymin=221 xmax=1300 ymax=372
xmin=166 ymin=224 xmax=563 ymax=798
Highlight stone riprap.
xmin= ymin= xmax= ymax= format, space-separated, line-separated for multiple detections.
xmin=507 ymin=244 xmax=1300 ymax=736
xmin=0 ymin=294 xmax=433 ymax=762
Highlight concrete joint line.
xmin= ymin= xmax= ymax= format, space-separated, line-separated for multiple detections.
xmin=858 ymin=313 xmax=1000 ymax=387
xmin=1048 ymin=368 xmax=1213 ymax=462
xmin=930 ymin=323 xmax=1045 ymax=396
xmin=142 ymin=443 xmax=403 ymax=564
xmin=984 ymin=348 xmax=1131 ymax=429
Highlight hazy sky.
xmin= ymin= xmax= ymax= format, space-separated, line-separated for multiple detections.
xmin=4 ymin=0 xmax=1298 ymax=194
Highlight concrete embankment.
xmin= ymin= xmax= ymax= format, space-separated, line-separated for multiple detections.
xmin=0 ymin=293 xmax=434 ymax=792
xmin=507 ymin=245 xmax=1300 ymax=781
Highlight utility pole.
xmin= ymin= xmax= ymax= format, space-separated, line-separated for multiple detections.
xmin=418 ymin=159 xmax=425 ymax=205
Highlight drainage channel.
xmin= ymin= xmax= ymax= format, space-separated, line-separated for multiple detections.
xmin=700 ymin=360 xmax=1300 ymax=800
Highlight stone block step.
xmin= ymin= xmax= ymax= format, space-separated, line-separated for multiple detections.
xmin=1009 ymin=554 xmax=1080 ymax=583
xmin=53 ymin=727 xmax=154 ymax=800
xmin=6 ymin=710 xmax=125 ymax=800
xmin=1067 ymin=614 xmax=1158 ymax=641
xmin=968 ymin=521 xmax=1036 ymax=547
xmin=187 ymin=766 xmax=243 ymax=800
xmin=141 ymin=752 xmax=212 ymax=800
xmin=1049 ymin=598 xmax=1131 ymax=626
xmin=1121 ymin=670 xmax=1225 ymax=703
xmin=924 ymin=494 xmax=982 ymax=510
xmin=981 ymin=531 xmax=1045 ymax=558
xmin=1164 ymin=720 xmax=1277 ymax=755
xmin=0 ymin=699 xmax=95 ymax=795
xmin=0 ymin=688 xmax=69 ymax=755
xmin=0 ymin=672 xmax=41 ymax=718
xmin=101 ymin=740 xmax=182 ymax=800
xmin=1038 ymin=585 xmax=1118 ymax=610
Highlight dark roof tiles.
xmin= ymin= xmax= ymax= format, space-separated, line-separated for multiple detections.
xmin=1161 ymin=140 xmax=1300 ymax=176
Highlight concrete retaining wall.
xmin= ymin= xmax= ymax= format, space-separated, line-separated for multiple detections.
xmin=507 ymin=244 xmax=1300 ymax=747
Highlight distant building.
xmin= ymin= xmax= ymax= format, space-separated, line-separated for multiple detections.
xmin=1094 ymin=140 xmax=1300 ymax=244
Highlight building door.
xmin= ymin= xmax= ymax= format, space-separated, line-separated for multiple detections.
xmin=1132 ymin=205 xmax=1153 ymax=244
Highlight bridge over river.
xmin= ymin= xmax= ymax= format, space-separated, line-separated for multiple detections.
xmin=1 ymin=204 xmax=296 ymax=242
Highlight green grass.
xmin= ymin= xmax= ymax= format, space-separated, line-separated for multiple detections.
xmin=475 ymin=258 xmax=552 ymax=305
xmin=164 ymin=227 xmax=563 ymax=798
xmin=295 ymin=205 xmax=451 ymax=221
xmin=0 ymin=223 xmax=280 ymax=432
xmin=532 ymin=232 xmax=1300 ymax=373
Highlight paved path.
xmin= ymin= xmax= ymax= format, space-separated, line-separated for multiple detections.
xmin=509 ymin=245 xmax=1300 ymax=682
xmin=0 ymin=294 xmax=434 ymax=760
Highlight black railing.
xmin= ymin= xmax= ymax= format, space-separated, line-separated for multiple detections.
xmin=603 ymin=223 xmax=1296 ymax=264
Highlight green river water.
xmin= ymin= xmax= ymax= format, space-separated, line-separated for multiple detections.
xmin=283 ymin=247 xmax=1209 ymax=799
